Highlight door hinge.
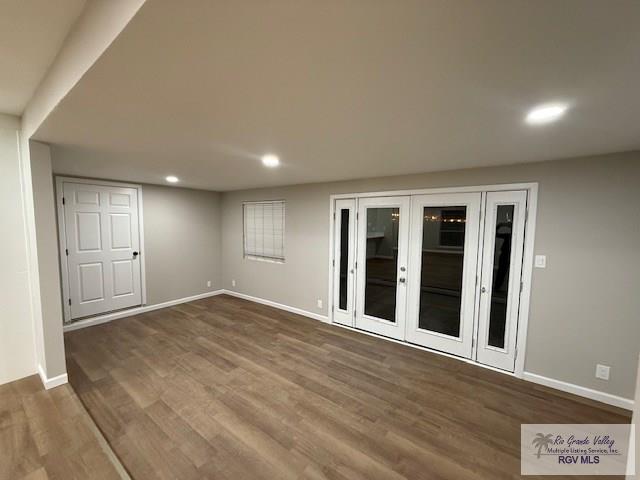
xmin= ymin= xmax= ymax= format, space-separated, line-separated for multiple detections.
xmin=354 ymin=261 xmax=358 ymax=269
xmin=333 ymin=211 xmax=336 ymax=220
xmin=520 ymin=281 xmax=524 ymax=293
xmin=331 ymin=305 xmax=334 ymax=313
xmin=472 ymin=338 xmax=475 ymax=348
xmin=68 ymin=298 xmax=71 ymax=306
xmin=475 ymin=275 xmax=478 ymax=285
xmin=515 ymin=346 xmax=518 ymax=358
xmin=332 ymin=259 xmax=335 ymax=267
xmin=356 ymin=212 xmax=359 ymax=220
xmin=65 ymin=248 xmax=69 ymax=256
xmin=353 ymin=310 xmax=356 ymax=318
xmin=62 ymin=197 xmax=66 ymax=205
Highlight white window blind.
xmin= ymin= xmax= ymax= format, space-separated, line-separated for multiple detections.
xmin=243 ymin=201 xmax=285 ymax=262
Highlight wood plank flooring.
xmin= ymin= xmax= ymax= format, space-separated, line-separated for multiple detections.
xmin=0 ymin=375 xmax=126 ymax=480
xmin=65 ymin=294 xmax=630 ymax=479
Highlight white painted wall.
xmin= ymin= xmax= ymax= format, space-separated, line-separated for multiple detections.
xmin=0 ymin=114 xmax=37 ymax=385
xmin=31 ymin=142 xmax=66 ymax=379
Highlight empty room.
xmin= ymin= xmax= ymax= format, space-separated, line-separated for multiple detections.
xmin=1 ymin=0 xmax=639 ymax=479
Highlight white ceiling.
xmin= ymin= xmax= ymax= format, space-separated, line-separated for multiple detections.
xmin=36 ymin=0 xmax=640 ymax=191
xmin=0 ymin=0 xmax=86 ymax=115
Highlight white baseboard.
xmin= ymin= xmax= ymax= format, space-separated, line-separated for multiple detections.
xmin=63 ymin=289 xmax=226 ymax=332
xmin=222 ymin=289 xmax=329 ymax=323
xmin=523 ymin=371 xmax=634 ymax=411
xmin=38 ymin=364 xmax=68 ymax=390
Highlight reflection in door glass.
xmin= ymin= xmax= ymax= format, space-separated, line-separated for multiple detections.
xmin=418 ymin=207 xmax=466 ymax=337
xmin=338 ymin=209 xmax=349 ymax=310
xmin=488 ymin=205 xmax=514 ymax=349
xmin=364 ymin=208 xmax=399 ymax=322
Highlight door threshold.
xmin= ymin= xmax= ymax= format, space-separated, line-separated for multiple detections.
xmin=333 ymin=322 xmax=517 ymax=378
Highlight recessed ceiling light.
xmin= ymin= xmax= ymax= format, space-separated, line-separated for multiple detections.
xmin=525 ymin=103 xmax=568 ymax=125
xmin=165 ymin=175 xmax=179 ymax=183
xmin=261 ymin=154 xmax=280 ymax=168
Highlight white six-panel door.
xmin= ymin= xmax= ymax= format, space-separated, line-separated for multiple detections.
xmin=62 ymin=182 xmax=143 ymax=319
xmin=405 ymin=193 xmax=481 ymax=358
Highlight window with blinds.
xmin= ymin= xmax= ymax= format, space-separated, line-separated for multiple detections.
xmin=243 ymin=200 xmax=285 ymax=262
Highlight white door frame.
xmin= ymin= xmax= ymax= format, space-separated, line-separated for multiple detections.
xmin=328 ymin=182 xmax=538 ymax=379
xmin=55 ymin=176 xmax=147 ymax=323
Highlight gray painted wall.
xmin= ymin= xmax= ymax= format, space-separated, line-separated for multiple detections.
xmin=221 ymin=151 xmax=640 ymax=399
xmin=140 ymin=184 xmax=222 ymax=305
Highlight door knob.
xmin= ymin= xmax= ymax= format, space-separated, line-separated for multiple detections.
xmin=399 ymin=277 xmax=406 ymax=283
xmin=133 ymin=251 xmax=139 ymax=257
xmin=481 ymin=286 xmax=487 ymax=293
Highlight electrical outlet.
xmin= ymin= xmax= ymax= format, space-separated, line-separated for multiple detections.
xmin=231 ymin=279 xmax=236 ymax=287
xmin=206 ymin=280 xmax=211 ymax=288
xmin=534 ymin=255 xmax=547 ymax=268
xmin=317 ymin=299 xmax=323 ymax=309
xmin=595 ymin=364 xmax=610 ymax=381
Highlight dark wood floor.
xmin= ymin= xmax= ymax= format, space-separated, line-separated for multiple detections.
xmin=0 ymin=375 xmax=125 ymax=480
xmin=65 ymin=295 xmax=630 ymax=480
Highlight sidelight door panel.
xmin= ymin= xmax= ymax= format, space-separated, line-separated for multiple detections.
xmin=475 ymin=190 xmax=527 ymax=371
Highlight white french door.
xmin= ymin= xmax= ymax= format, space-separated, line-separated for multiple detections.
xmin=61 ymin=181 xmax=143 ymax=320
xmin=475 ymin=190 xmax=527 ymax=371
xmin=354 ymin=196 xmax=410 ymax=340
xmin=331 ymin=187 xmax=529 ymax=373
xmin=405 ymin=193 xmax=481 ymax=358
xmin=332 ymin=199 xmax=356 ymax=326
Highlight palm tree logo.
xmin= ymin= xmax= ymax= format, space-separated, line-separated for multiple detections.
xmin=532 ymin=433 xmax=554 ymax=459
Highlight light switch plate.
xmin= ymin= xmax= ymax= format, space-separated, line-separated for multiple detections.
xmin=534 ymin=255 xmax=547 ymax=268
xmin=595 ymin=364 xmax=610 ymax=381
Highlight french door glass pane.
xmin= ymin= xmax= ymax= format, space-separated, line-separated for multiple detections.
xmin=338 ymin=209 xmax=349 ymax=310
xmin=364 ymin=207 xmax=399 ymax=322
xmin=488 ymin=205 xmax=514 ymax=348
xmin=418 ymin=207 xmax=466 ymax=337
